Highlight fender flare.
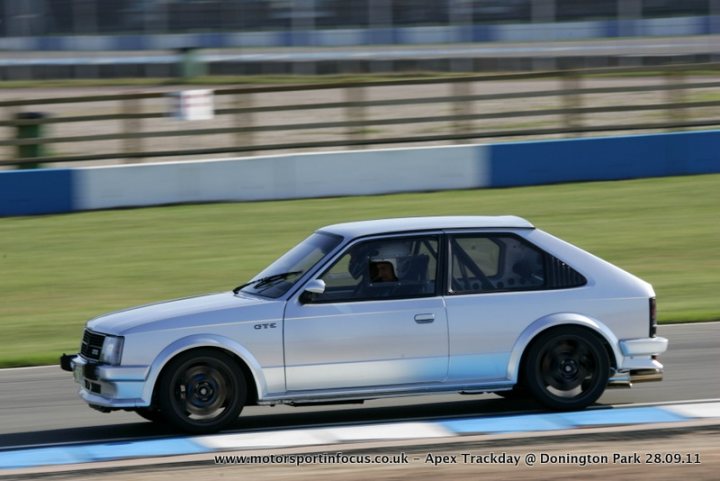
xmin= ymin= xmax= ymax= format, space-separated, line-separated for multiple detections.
xmin=506 ymin=313 xmax=623 ymax=383
xmin=140 ymin=334 xmax=268 ymax=406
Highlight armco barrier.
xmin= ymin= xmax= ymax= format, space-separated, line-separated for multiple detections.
xmin=1 ymin=131 xmax=719 ymax=217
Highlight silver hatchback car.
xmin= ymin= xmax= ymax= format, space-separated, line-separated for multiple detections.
xmin=61 ymin=216 xmax=668 ymax=433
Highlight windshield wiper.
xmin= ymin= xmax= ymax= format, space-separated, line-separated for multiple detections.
xmin=233 ymin=270 xmax=303 ymax=294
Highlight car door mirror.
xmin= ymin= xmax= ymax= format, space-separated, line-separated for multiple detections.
xmin=304 ymin=279 xmax=326 ymax=294
xmin=300 ymin=279 xmax=326 ymax=304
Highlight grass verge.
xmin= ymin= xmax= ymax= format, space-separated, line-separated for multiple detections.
xmin=0 ymin=173 xmax=718 ymax=367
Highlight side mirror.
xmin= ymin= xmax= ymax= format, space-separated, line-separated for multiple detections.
xmin=300 ymin=279 xmax=325 ymax=304
xmin=304 ymin=279 xmax=326 ymax=294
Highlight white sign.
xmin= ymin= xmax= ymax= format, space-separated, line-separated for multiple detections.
xmin=168 ymin=89 xmax=214 ymax=121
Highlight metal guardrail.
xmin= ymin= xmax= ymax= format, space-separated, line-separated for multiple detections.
xmin=3 ymin=63 xmax=720 ymax=167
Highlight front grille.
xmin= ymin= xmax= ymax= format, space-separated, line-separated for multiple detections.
xmin=81 ymin=329 xmax=105 ymax=360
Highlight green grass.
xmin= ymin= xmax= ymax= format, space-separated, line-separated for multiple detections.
xmin=1 ymin=174 xmax=719 ymax=367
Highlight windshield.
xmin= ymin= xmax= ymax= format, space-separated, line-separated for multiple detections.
xmin=239 ymin=231 xmax=343 ymax=298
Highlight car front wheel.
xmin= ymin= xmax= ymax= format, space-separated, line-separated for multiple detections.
xmin=157 ymin=349 xmax=246 ymax=434
xmin=525 ymin=327 xmax=609 ymax=410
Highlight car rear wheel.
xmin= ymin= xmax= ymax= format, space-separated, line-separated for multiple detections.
xmin=157 ymin=349 xmax=246 ymax=434
xmin=525 ymin=327 xmax=609 ymax=410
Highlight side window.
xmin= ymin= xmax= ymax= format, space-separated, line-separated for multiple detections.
xmin=312 ymin=236 xmax=439 ymax=302
xmin=450 ymin=234 xmax=586 ymax=294
xmin=451 ymin=235 xmax=545 ymax=293
xmin=453 ymin=237 xmax=500 ymax=278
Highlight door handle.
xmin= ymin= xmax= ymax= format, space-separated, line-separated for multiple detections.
xmin=414 ymin=313 xmax=435 ymax=324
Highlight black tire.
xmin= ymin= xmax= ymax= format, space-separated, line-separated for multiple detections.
xmin=524 ymin=327 xmax=609 ymax=410
xmin=157 ymin=349 xmax=246 ymax=434
xmin=495 ymin=385 xmax=530 ymax=400
xmin=135 ymin=408 xmax=166 ymax=424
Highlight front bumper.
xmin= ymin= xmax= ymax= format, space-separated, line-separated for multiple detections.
xmin=60 ymin=354 xmax=151 ymax=409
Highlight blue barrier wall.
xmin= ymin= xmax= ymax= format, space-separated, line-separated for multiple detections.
xmin=0 ymin=130 xmax=719 ymax=217
xmin=0 ymin=169 xmax=74 ymax=216
xmin=487 ymin=131 xmax=720 ymax=188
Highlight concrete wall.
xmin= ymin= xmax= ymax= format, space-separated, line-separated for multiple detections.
xmin=1 ymin=130 xmax=719 ymax=217
xmin=73 ymin=145 xmax=488 ymax=211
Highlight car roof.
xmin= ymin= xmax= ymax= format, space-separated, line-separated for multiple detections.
xmin=319 ymin=216 xmax=534 ymax=238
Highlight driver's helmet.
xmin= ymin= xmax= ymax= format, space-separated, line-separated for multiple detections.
xmin=368 ymin=242 xmax=411 ymax=282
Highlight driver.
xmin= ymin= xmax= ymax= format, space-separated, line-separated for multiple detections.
xmin=369 ymin=260 xmax=397 ymax=283
xmin=368 ymin=242 xmax=409 ymax=284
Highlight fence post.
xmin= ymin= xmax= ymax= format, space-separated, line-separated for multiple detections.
xmin=177 ymin=47 xmax=207 ymax=80
xmin=122 ymin=97 xmax=143 ymax=163
xmin=345 ymin=86 xmax=367 ymax=148
xmin=561 ymin=71 xmax=583 ymax=134
xmin=452 ymin=80 xmax=472 ymax=143
xmin=15 ymin=112 xmax=48 ymax=169
xmin=665 ymin=70 xmax=687 ymax=129
xmin=235 ymin=92 xmax=255 ymax=154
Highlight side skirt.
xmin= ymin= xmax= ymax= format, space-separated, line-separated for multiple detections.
xmin=257 ymin=380 xmax=516 ymax=406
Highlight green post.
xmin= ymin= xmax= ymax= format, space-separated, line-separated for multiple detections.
xmin=15 ymin=112 xmax=47 ymax=169
xmin=178 ymin=47 xmax=206 ymax=80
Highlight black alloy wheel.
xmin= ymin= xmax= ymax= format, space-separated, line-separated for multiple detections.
xmin=525 ymin=327 xmax=610 ymax=410
xmin=157 ymin=349 xmax=246 ymax=433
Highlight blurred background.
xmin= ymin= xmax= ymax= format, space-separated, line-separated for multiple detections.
xmin=0 ymin=1 xmax=718 ymax=167
xmin=0 ymin=0 xmax=719 ymax=78
xmin=1 ymin=0 xmax=716 ymax=36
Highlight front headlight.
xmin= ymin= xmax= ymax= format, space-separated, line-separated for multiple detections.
xmin=100 ymin=335 xmax=124 ymax=365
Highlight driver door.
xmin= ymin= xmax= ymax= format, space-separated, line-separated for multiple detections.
xmin=283 ymin=235 xmax=449 ymax=391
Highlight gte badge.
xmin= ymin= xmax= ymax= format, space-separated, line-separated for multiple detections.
xmin=254 ymin=323 xmax=277 ymax=330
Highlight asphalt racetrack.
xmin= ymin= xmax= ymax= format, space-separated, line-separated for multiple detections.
xmin=1 ymin=322 xmax=717 ymax=450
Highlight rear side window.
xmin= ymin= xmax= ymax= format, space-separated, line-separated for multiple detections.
xmin=449 ymin=234 xmax=585 ymax=294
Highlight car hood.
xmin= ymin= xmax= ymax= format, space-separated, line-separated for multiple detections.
xmin=86 ymin=291 xmax=282 ymax=336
